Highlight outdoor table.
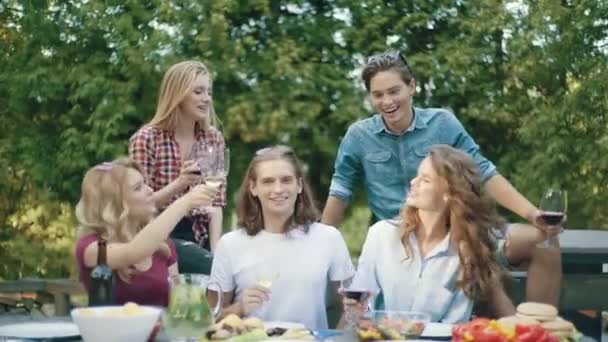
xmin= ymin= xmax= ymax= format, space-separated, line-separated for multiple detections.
xmin=508 ymin=229 xmax=608 ymax=312
xmin=0 ymin=315 xmax=600 ymax=341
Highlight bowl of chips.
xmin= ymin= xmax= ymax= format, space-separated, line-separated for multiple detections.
xmin=71 ymin=302 xmax=162 ymax=342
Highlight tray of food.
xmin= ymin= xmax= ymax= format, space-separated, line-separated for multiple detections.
xmin=202 ymin=314 xmax=314 ymax=341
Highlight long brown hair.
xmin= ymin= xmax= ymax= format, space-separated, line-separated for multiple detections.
xmin=75 ymin=158 xmax=170 ymax=257
xmin=401 ymin=145 xmax=502 ymax=300
xmin=235 ymin=146 xmax=319 ymax=236
xmin=148 ymin=60 xmax=219 ymax=131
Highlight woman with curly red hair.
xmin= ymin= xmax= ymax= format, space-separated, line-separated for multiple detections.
xmin=345 ymin=144 xmax=503 ymax=323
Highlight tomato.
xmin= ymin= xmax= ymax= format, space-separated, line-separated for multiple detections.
xmin=514 ymin=326 xmax=544 ymax=342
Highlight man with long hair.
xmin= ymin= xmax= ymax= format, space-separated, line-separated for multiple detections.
xmin=208 ymin=146 xmax=354 ymax=330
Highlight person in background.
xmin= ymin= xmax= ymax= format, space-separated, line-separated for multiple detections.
xmin=322 ymin=50 xmax=563 ymax=315
xmin=75 ymin=158 xmax=217 ymax=306
xmin=344 ymin=145 xmax=503 ymax=323
xmin=129 ymin=60 xmax=226 ymax=273
xmin=208 ymin=146 xmax=354 ymax=330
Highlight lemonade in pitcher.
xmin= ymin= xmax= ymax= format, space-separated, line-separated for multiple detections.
xmin=164 ymin=274 xmax=222 ymax=339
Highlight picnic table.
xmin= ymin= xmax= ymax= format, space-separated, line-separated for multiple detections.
xmin=507 ymin=229 xmax=608 ymax=312
xmin=0 ymin=278 xmax=84 ymax=316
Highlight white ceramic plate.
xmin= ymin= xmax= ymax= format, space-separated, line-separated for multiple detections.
xmin=0 ymin=321 xmax=80 ymax=339
xmin=263 ymin=321 xmax=306 ymax=330
xmin=421 ymin=322 xmax=453 ymax=338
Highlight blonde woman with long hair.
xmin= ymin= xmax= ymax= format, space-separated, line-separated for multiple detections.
xmin=129 ymin=61 xmax=226 ymax=273
xmin=344 ymin=145 xmax=504 ymax=323
xmin=75 ymin=158 xmax=217 ymax=306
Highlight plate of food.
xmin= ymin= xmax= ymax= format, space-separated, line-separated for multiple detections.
xmin=205 ymin=315 xmax=313 ymax=341
xmin=0 ymin=321 xmax=80 ymax=340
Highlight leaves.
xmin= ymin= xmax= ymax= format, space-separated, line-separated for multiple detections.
xmin=1 ymin=0 xmax=607 ymax=278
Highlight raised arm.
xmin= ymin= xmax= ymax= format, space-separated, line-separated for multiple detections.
xmin=485 ymin=175 xmax=537 ymax=222
xmin=444 ymin=113 xmax=538 ymax=222
xmin=128 ymin=129 xmax=199 ymax=207
xmin=82 ymin=184 xmax=218 ymax=270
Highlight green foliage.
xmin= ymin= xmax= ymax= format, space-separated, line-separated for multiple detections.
xmin=1 ymin=0 xmax=607 ymax=278
xmin=0 ymin=184 xmax=76 ymax=280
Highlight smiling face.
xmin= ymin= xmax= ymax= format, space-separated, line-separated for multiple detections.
xmin=249 ymin=159 xmax=303 ymax=222
xmin=406 ymin=157 xmax=448 ymax=212
xmin=179 ymin=73 xmax=212 ymax=122
xmin=369 ymin=70 xmax=416 ymax=134
xmin=124 ymin=168 xmax=156 ymax=221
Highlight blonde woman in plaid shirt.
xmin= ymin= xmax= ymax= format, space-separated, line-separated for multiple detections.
xmin=129 ymin=61 xmax=226 ymax=273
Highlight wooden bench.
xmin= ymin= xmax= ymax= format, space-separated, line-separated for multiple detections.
xmin=0 ymin=278 xmax=85 ymax=316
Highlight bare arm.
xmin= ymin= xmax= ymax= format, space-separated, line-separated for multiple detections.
xmin=485 ymin=174 xmax=537 ymax=222
xmin=321 ymin=196 xmax=349 ymax=229
xmin=151 ymin=180 xmax=189 ymax=208
xmin=129 ymin=133 xmax=201 ymax=208
xmin=83 ymin=184 xmax=217 ymax=270
xmin=208 ymin=207 xmax=223 ymax=252
xmin=168 ymin=263 xmax=179 ymax=277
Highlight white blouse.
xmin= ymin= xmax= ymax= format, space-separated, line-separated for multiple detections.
xmin=352 ymin=220 xmax=473 ymax=323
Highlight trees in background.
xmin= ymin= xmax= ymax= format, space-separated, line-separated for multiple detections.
xmin=1 ymin=0 xmax=606 ymax=278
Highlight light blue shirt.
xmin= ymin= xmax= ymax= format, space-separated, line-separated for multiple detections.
xmin=352 ymin=220 xmax=473 ymax=323
xmin=329 ymin=107 xmax=497 ymax=221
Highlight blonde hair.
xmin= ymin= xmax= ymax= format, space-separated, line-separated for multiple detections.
xmin=75 ymin=158 xmax=170 ymax=257
xmin=401 ymin=145 xmax=503 ymax=300
xmin=148 ymin=60 xmax=219 ymax=131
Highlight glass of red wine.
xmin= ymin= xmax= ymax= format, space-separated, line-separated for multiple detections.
xmin=537 ymin=188 xmax=567 ymax=247
xmin=341 ymin=270 xmax=369 ymax=327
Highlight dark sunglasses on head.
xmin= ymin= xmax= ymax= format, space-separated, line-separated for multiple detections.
xmin=367 ymin=50 xmax=409 ymax=68
xmin=255 ymin=145 xmax=294 ymax=156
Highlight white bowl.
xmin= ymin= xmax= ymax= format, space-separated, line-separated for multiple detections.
xmin=71 ymin=305 xmax=162 ymax=342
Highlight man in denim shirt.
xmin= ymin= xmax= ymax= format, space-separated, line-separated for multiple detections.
xmin=327 ymin=107 xmax=497 ymax=223
xmin=322 ymin=51 xmax=563 ymax=316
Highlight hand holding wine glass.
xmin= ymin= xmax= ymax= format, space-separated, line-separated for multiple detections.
xmin=536 ymin=188 xmax=567 ymax=247
xmin=340 ymin=267 xmax=369 ymax=327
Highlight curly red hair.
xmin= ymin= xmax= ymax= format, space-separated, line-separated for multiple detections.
xmin=401 ymin=145 xmax=503 ymax=300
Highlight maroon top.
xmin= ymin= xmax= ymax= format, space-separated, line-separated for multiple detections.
xmin=76 ymin=234 xmax=177 ymax=307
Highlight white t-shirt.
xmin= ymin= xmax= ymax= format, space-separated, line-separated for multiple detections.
xmin=352 ymin=220 xmax=473 ymax=323
xmin=210 ymin=222 xmax=354 ymax=330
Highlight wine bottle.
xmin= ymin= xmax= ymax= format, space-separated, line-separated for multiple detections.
xmin=88 ymin=238 xmax=114 ymax=306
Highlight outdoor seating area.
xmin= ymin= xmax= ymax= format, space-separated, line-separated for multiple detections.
xmin=2 ymin=1 xmax=608 ymax=342
xmin=1 ymin=229 xmax=607 ymax=341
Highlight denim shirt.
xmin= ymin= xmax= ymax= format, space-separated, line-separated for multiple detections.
xmin=329 ymin=107 xmax=497 ymax=221
xmin=352 ymin=220 xmax=473 ymax=323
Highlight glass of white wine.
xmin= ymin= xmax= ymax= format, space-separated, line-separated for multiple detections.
xmin=204 ymin=147 xmax=229 ymax=188
xmin=250 ymin=261 xmax=279 ymax=320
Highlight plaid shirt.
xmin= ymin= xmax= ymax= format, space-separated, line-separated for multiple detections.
xmin=128 ymin=123 xmax=226 ymax=248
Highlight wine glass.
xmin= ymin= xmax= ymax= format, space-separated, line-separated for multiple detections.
xmin=251 ymin=261 xmax=279 ymax=319
xmin=537 ymin=188 xmax=567 ymax=247
xmin=201 ymin=147 xmax=229 ymax=188
xmin=340 ymin=266 xmax=368 ymax=327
